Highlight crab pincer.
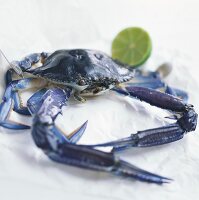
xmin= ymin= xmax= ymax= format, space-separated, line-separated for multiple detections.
xmin=28 ymin=88 xmax=171 ymax=184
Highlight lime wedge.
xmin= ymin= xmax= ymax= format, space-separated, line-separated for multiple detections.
xmin=111 ymin=27 xmax=152 ymax=67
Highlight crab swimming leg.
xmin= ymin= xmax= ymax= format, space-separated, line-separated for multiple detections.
xmin=0 ymin=78 xmax=46 ymax=129
xmin=88 ymin=86 xmax=197 ymax=152
xmin=10 ymin=52 xmax=50 ymax=76
xmin=29 ymin=87 xmax=171 ymax=184
xmin=3 ymin=52 xmax=50 ymax=116
xmin=125 ymin=64 xmax=188 ymax=102
xmin=4 ymin=70 xmax=31 ymax=116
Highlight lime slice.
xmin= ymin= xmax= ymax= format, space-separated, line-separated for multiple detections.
xmin=111 ymin=27 xmax=152 ymax=67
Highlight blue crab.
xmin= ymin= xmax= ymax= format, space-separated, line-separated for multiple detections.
xmin=0 ymin=49 xmax=197 ymax=184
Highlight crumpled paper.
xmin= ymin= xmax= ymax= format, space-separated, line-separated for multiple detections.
xmin=0 ymin=0 xmax=198 ymax=200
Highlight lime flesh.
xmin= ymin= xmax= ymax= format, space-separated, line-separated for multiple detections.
xmin=111 ymin=27 xmax=152 ymax=67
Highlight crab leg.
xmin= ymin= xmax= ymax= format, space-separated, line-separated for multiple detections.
xmin=11 ymin=52 xmax=49 ymax=74
xmin=0 ymin=78 xmax=46 ymax=129
xmin=29 ymin=87 xmax=171 ymax=184
xmin=125 ymin=66 xmax=188 ymax=102
xmin=88 ymin=86 xmax=197 ymax=151
xmin=4 ymin=70 xmax=31 ymax=115
xmin=5 ymin=69 xmax=30 ymax=115
xmin=3 ymin=52 xmax=50 ymax=116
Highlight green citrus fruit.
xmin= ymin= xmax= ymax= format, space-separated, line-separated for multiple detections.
xmin=111 ymin=27 xmax=152 ymax=67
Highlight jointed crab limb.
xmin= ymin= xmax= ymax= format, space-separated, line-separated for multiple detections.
xmin=86 ymin=124 xmax=184 ymax=152
xmin=4 ymin=51 xmax=49 ymax=116
xmin=0 ymin=78 xmax=33 ymax=129
xmin=66 ymin=121 xmax=88 ymax=143
xmin=30 ymin=87 xmax=171 ymax=184
xmin=5 ymin=69 xmax=30 ymax=115
xmin=28 ymin=87 xmax=87 ymax=144
xmin=27 ymin=88 xmax=48 ymax=114
xmin=11 ymin=52 xmax=49 ymax=73
xmin=126 ymin=67 xmax=188 ymax=102
xmin=0 ymin=78 xmax=47 ymax=129
xmin=164 ymin=86 xmax=188 ymax=102
xmin=47 ymin=143 xmax=171 ymax=184
xmin=88 ymin=86 xmax=197 ymax=151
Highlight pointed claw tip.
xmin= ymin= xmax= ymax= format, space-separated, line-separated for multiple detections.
xmin=160 ymin=177 xmax=173 ymax=184
xmin=83 ymin=120 xmax=88 ymax=126
xmin=161 ymin=180 xmax=172 ymax=184
xmin=78 ymin=120 xmax=88 ymax=133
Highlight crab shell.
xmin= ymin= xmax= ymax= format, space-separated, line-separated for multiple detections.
xmin=26 ymin=49 xmax=135 ymax=95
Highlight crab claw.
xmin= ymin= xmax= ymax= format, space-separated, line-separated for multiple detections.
xmin=114 ymin=160 xmax=172 ymax=184
xmin=178 ymin=105 xmax=197 ymax=132
xmin=46 ymin=142 xmax=171 ymax=184
xmin=67 ymin=120 xmax=88 ymax=143
xmin=85 ymin=124 xmax=185 ymax=151
xmin=29 ymin=87 xmax=171 ymax=184
xmin=46 ymin=120 xmax=88 ymax=145
xmin=27 ymin=88 xmax=88 ymax=144
xmin=103 ymin=86 xmax=197 ymax=151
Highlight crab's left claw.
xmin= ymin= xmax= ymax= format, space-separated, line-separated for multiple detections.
xmin=34 ymin=119 xmax=171 ymax=184
xmin=67 ymin=120 xmax=88 ymax=143
xmin=27 ymin=88 xmax=87 ymax=144
xmin=47 ymin=143 xmax=172 ymax=184
xmin=29 ymin=87 xmax=171 ymax=184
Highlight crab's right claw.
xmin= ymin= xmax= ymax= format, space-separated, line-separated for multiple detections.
xmin=106 ymin=86 xmax=197 ymax=151
xmin=87 ymin=124 xmax=185 ymax=151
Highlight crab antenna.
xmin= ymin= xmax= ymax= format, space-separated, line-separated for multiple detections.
xmin=0 ymin=49 xmax=24 ymax=78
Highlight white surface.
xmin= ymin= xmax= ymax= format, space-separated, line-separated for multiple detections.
xmin=0 ymin=0 xmax=199 ymax=200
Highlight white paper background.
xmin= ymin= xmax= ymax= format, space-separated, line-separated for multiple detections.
xmin=0 ymin=0 xmax=199 ymax=200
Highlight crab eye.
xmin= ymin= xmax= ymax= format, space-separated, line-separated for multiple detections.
xmin=94 ymin=54 xmax=103 ymax=60
xmin=76 ymin=54 xmax=83 ymax=60
xmin=78 ymin=79 xmax=86 ymax=85
xmin=69 ymin=50 xmax=84 ymax=60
